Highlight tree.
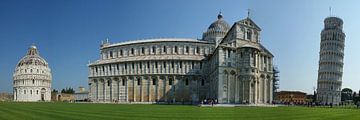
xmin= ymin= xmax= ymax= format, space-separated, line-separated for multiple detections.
xmin=313 ymin=90 xmax=317 ymax=102
xmin=341 ymin=88 xmax=353 ymax=101
xmin=353 ymin=92 xmax=359 ymax=104
xmin=52 ymin=89 xmax=58 ymax=93
xmin=61 ymin=87 xmax=75 ymax=94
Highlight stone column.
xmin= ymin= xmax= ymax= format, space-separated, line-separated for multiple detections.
xmin=133 ymin=76 xmax=136 ymax=102
xmin=264 ymin=78 xmax=267 ymax=103
xmin=164 ymin=76 xmax=168 ymax=102
xmin=102 ymin=79 xmax=106 ymax=102
xmin=156 ymin=76 xmax=160 ymax=102
xmin=254 ymin=78 xmax=257 ymax=104
xmin=148 ymin=76 xmax=151 ymax=102
xmin=248 ymin=79 xmax=252 ymax=104
xmin=125 ymin=76 xmax=129 ymax=102
xmin=269 ymin=78 xmax=273 ymax=103
xmin=96 ymin=80 xmax=99 ymax=101
xmin=140 ymin=76 xmax=144 ymax=102
xmin=117 ymin=79 xmax=120 ymax=101
xmin=109 ymin=78 xmax=112 ymax=102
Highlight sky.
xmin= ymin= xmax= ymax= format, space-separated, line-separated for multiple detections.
xmin=0 ymin=0 xmax=359 ymax=94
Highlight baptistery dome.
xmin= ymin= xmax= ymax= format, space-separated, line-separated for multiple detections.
xmin=13 ymin=45 xmax=52 ymax=102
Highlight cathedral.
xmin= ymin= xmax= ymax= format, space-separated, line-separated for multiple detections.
xmin=88 ymin=12 xmax=274 ymax=104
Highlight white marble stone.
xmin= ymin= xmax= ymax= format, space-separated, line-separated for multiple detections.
xmin=13 ymin=45 xmax=52 ymax=102
xmin=88 ymin=13 xmax=274 ymax=104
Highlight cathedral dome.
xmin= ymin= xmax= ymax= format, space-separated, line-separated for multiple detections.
xmin=202 ymin=12 xmax=230 ymax=43
xmin=207 ymin=12 xmax=230 ymax=32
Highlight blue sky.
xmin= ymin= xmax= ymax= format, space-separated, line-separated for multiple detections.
xmin=0 ymin=0 xmax=359 ymax=94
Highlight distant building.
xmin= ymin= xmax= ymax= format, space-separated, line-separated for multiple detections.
xmin=88 ymin=12 xmax=275 ymax=104
xmin=52 ymin=92 xmax=75 ymax=102
xmin=275 ymin=91 xmax=307 ymax=104
xmin=13 ymin=45 xmax=52 ymax=102
xmin=74 ymin=87 xmax=89 ymax=102
xmin=316 ymin=16 xmax=345 ymax=105
xmin=0 ymin=93 xmax=13 ymax=101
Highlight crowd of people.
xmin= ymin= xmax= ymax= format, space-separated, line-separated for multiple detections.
xmin=201 ymin=98 xmax=218 ymax=106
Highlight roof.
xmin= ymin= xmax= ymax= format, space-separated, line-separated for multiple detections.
xmin=103 ymin=38 xmax=211 ymax=49
xmin=236 ymin=17 xmax=261 ymax=31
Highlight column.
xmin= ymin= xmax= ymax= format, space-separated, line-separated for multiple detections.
xmin=140 ymin=76 xmax=144 ymax=102
xmin=117 ymin=79 xmax=120 ymax=101
xmin=254 ymin=78 xmax=257 ymax=104
xmin=264 ymin=78 xmax=267 ymax=103
xmin=102 ymin=79 xmax=106 ymax=102
xmin=269 ymin=79 xmax=273 ymax=103
xmin=96 ymin=80 xmax=99 ymax=101
xmin=109 ymin=78 xmax=112 ymax=102
xmin=148 ymin=76 xmax=151 ymax=102
xmin=125 ymin=77 xmax=129 ymax=102
xmin=133 ymin=76 xmax=136 ymax=102
xmin=156 ymin=76 xmax=160 ymax=102
xmin=248 ymin=79 xmax=252 ymax=103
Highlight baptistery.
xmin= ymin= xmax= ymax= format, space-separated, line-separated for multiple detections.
xmin=13 ymin=45 xmax=52 ymax=101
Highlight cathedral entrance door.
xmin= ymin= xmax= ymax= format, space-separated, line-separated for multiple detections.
xmin=40 ymin=88 xmax=46 ymax=101
xmin=41 ymin=94 xmax=44 ymax=101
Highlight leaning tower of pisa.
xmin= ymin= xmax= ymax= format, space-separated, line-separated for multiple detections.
xmin=317 ymin=16 xmax=345 ymax=105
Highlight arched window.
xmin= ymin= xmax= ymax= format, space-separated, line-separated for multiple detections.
xmin=163 ymin=46 xmax=167 ymax=53
xmin=109 ymin=51 xmax=113 ymax=58
xmin=169 ymin=78 xmax=173 ymax=85
xmin=247 ymin=30 xmax=252 ymax=40
xmin=107 ymin=80 xmax=110 ymax=86
xmin=32 ymin=79 xmax=35 ymax=84
xmin=191 ymin=62 xmax=194 ymax=69
xmin=141 ymin=47 xmax=145 ymax=54
xmin=30 ymin=90 xmax=32 ymax=94
xmin=24 ymin=90 xmax=26 ymax=94
xmin=228 ymin=49 xmax=231 ymax=58
xmin=152 ymin=78 xmax=156 ymax=85
xmin=121 ymin=79 xmax=126 ymax=86
xmin=152 ymin=46 xmax=156 ymax=54
xmin=131 ymin=48 xmax=134 ymax=55
xmin=137 ymin=78 xmax=141 ymax=85
xmin=185 ymin=79 xmax=189 ymax=86
xmin=174 ymin=46 xmax=178 ymax=53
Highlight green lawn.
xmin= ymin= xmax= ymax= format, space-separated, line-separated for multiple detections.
xmin=0 ymin=102 xmax=359 ymax=120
